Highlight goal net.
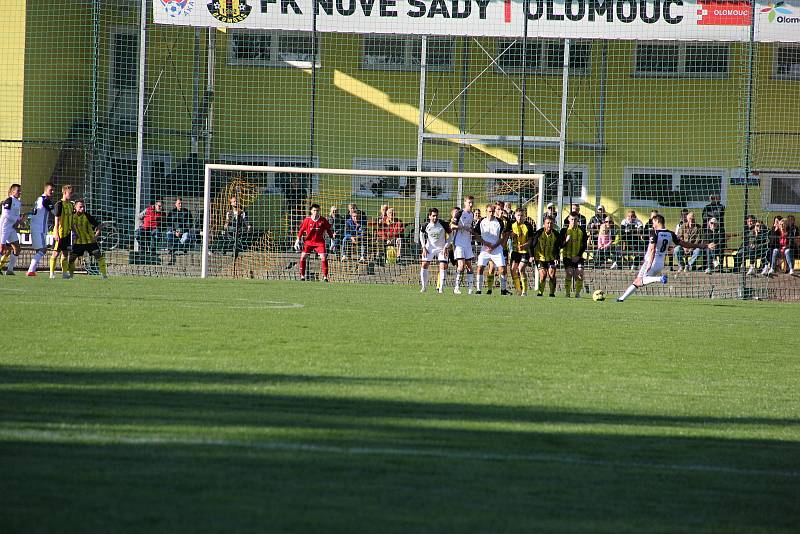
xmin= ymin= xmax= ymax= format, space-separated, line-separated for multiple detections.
xmin=201 ymin=164 xmax=545 ymax=282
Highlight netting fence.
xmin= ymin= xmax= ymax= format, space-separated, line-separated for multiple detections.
xmin=1 ymin=0 xmax=799 ymax=299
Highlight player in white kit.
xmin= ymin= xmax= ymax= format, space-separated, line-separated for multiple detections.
xmin=0 ymin=184 xmax=23 ymax=275
xmin=26 ymin=182 xmax=55 ymax=276
xmin=617 ymin=214 xmax=715 ymax=302
xmin=450 ymin=195 xmax=476 ymax=294
xmin=419 ymin=207 xmax=451 ymax=293
xmin=474 ymin=205 xmax=509 ymax=295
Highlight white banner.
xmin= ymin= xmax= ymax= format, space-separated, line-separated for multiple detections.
xmin=153 ymin=1 xmax=800 ymax=42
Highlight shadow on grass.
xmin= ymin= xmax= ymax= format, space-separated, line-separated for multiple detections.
xmin=1 ymin=365 xmax=799 ymax=532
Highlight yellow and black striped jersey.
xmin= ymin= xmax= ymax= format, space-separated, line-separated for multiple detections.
xmin=53 ymin=200 xmax=75 ymax=238
xmin=73 ymin=212 xmax=100 ymax=245
xmin=511 ymin=221 xmax=534 ymax=253
xmin=532 ymin=229 xmax=560 ymax=262
xmin=560 ymin=226 xmax=587 ymax=259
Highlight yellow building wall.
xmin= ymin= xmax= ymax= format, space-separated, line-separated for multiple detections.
xmin=0 ymin=0 xmax=26 ymax=195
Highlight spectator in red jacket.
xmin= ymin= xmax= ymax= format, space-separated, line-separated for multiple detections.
xmin=135 ymin=200 xmax=164 ymax=254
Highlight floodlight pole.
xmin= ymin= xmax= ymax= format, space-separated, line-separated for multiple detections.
xmin=134 ymin=0 xmax=148 ymax=252
xmin=415 ymin=37 xmax=428 ymax=245
xmin=557 ymin=39 xmax=571 ymax=224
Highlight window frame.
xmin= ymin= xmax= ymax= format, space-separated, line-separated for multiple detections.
xmin=623 ymin=167 xmax=728 ymax=209
xmin=486 ymin=163 xmax=590 ymax=204
xmin=761 ymin=171 xmax=800 ymax=212
xmin=495 ymin=38 xmax=592 ymax=76
xmin=361 ymin=35 xmax=455 ymax=72
xmin=351 ymin=158 xmax=454 ymax=200
xmin=633 ymin=41 xmax=730 ymax=78
xmin=227 ymin=30 xmax=321 ymax=68
xmin=218 ymin=154 xmax=320 ymax=194
xmin=772 ymin=44 xmax=800 ymax=80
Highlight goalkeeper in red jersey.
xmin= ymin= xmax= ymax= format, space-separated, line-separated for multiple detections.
xmin=294 ymin=203 xmax=336 ymax=282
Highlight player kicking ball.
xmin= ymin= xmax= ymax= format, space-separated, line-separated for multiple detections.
xmin=294 ymin=203 xmax=335 ymax=282
xmin=617 ymin=213 xmax=714 ymax=302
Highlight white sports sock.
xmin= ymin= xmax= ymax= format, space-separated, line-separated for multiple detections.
xmin=454 ymin=270 xmax=462 ymax=289
xmin=7 ymin=254 xmax=17 ymax=272
xmin=475 ymin=274 xmax=483 ymax=291
xmin=420 ymin=268 xmax=428 ymax=290
xmin=466 ymin=273 xmax=474 ymax=290
xmin=619 ymin=284 xmax=638 ymax=301
xmin=642 ymin=275 xmax=662 ymax=285
xmin=29 ymin=251 xmax=44 ymax=273
xmin=438 ymin=269 xmax=445 ymax=289
xmin=500 ymin=275 xmax=507 ymax=290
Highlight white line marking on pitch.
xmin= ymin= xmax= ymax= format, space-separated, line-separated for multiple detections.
xmin=1 ymin=429 xmax=797 ymax=478
xmin=0 ymin=288 xmax=23 ymax=292
xmin=171 ymin=300 xmax=304 ymax=310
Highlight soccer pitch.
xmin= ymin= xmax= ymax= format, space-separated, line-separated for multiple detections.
xmin=2 ymin=277 xmax=799 ymax=532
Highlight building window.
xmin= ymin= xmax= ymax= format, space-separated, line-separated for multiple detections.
xmin=228 ymin=30 xmax=320 ymax=68
xmin=486 ymin=164 xmax=588 ymax=205
xmin=634 ymin=42 xmax=729 ymax=77
xmin=763 ymin=172 xmax=800 ymax=211
xmin=496 ymin=39 xmax=592 ymax=75
xmin=217 ymin=155 xmax=320 ymax=194
xmin=362 ymin=36 xmax=454 ymax=71
xmin=773 ymin=45 xmax=800 ymax=80
xmin=352 ymin=158 xmax=453 ymax=199
xmin=624 ymin=167 xmax=726 ymax=208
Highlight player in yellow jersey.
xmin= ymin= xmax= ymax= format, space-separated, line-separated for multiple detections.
xmin=68 ymin=199 xmax=108 ymax=279
xmin=51 ymin=185 xmax=74 ymax=279
xmin=509 ymin=208 xmax=534 ymax=296
xmin=559 ymin=212 xmax=588 ymax=298
xmin=530 ymin=216 xmax=561 ymax=297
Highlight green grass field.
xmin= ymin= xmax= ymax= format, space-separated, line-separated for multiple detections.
xmin=2 ymin=276 xmax=799 ymax=532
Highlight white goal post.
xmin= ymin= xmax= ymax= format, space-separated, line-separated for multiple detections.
xmin=202 ymin=163 xmax=545 ymax=278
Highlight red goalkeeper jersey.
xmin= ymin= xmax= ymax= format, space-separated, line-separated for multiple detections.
xmin=298 ymin=216 xmax=332 ymax=245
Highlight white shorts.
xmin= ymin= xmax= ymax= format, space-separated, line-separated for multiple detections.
xmin=422 ymin=246 xmax=448 ymax=263
xmin=30 ymin=232 xmax=48 ymax=250
xmin=0 ymin=226 xmax=19 ymax=244
xmin=477 ymin=247 xmax=506 ymax=268
xmin=638 ymin=257 xmax=665 ymax=279
xmin=453 ymin=242 xmax=474 ymax=261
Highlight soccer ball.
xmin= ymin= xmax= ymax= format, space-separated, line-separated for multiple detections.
xmin=592 ymin=289 xmax=606 ymax=302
